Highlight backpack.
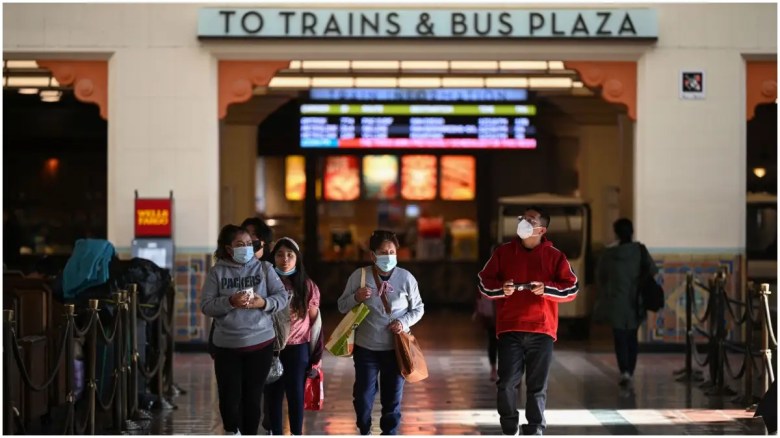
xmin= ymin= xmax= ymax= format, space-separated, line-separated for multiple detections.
xmin=637 ymin=244 xmax=664 ymax=313
xmin=62 ymin=239 xmax=116 ymax=300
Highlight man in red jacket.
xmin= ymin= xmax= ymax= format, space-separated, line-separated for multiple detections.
xmin=478 ymin=206 xmax=578 ymax=435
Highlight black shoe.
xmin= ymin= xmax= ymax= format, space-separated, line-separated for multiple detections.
xmin=522 ymin=425 xmax=544 ymax=435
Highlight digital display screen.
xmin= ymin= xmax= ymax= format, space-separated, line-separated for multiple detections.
xmin=299 ymin=103 xmax=537 ymax=149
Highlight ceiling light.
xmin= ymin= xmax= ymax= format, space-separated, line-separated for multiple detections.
xmin=40 ymin=90 xmax=62 ymax=98
xmin=398 ymin=77 xmax=442 ymax=88
xmin=311 ymin=76 xmax=354 ymax=87
xmin=354 ymin=77 xmax=398 ymax=87
xmin=485 ymin=77 xmax=529 ymax=88
xmin=442 ymin=77 xmax=485 ymax=87
xmin=41 ymin=95 xmax=60 ymax=103
xmin=302 ymin=60 xmax=350 ymax=70
xmin=400 ymin=61 xmax=449 ymax=71
xmin=18 ymin=88 xmax=38 ymax=95
xmin=753 ymin=167 xmax=767 ymax=178
xmin=6 ymin=76 xmax=50 ymax=87
xmin=500 ymin=61 xmax=548 ymax=71
xmin=268 ymin=76 xmax=312 ymax=88
xmin=572 ymin=81 xmax=584 ymax=88
xmin=529 ymin=77 xmax=573 ymax=89
xmin=450 ymin=61 xmax=498 ymax=71
xmin=548 ymin=61 xmax=565 ymax=70
xmin=351 ymin=61 xmax=400 ymax=70
xmin=288 ymin=61 xmax=302 ymax=70
xmin=6 ymin=60 xmax=38 ymax=69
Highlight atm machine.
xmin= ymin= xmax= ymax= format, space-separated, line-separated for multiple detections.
xmin=131 ymin=190 xmax=175 ymax=270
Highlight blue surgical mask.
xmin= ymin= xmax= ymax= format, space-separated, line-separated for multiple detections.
xmin=375 ymin=254 xmax=397 ymax=272
xmin=232 ymin=246 xmax=254 ymax=264
xmin=275 ymin=267 xmax=296 ymax=277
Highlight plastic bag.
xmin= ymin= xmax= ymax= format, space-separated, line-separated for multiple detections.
xmin=303 ymin=366 xmax=324 ymax=411
xmin=266 ymin=355 xmax=284 ymax=384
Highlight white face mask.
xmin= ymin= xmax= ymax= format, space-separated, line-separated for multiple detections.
xmin=516 ymin=219 xmax=535 ymax=239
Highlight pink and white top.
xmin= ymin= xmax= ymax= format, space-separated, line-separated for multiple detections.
xmin=283 ymin=277 xmax=321 ymax=345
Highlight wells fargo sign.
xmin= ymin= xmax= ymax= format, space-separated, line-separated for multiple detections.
xmin=135 ymin=198 xmax=173 ymax=237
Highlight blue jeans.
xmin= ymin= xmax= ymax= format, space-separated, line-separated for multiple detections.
xmin=496 ymin=332 xmax=554 ymax=435
xmin=352 ymin=345 xmax=405 ymax=435
xmin=264 ymin=343 xmax=310 ymax=435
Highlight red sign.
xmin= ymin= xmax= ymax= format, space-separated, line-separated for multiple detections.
xmin=135 ymin=198 xmax=173 ymax=237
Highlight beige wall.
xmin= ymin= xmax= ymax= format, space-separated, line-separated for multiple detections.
xmin=219 ymin=123 xmax=257 ymax=227
xmin=3 ymin=2 xmax=776 ymax=256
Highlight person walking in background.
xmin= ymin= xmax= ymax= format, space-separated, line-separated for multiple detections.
xmin=264 ymin=237 xmax=322 ymax=435
xmin=201 ymin=224 xmax=289 ymax=435
xmin=242 ymin=217 xmax=274 ymax=263
xmin=596 ymin=218 xmax=658 ymax=387
xmin=337 ymin=230 xmax=425 ymax=435
xmin=478 ymin=206 xmax=578 ymax=436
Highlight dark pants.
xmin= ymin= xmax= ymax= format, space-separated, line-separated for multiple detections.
xmin=353 ymin=345 xmax=405 ymax=435
xmin=612 ymin=328 xmax=638 ymax=376
xmin=487 ymin=326 xmax=498 ymax=366
xmin=496 ymin=332 xmax=554 ymax=435
xmin=264 ymin=343 xmax=310 ymax=435
xmin=214 ymin=343 xmax=274 ymax=435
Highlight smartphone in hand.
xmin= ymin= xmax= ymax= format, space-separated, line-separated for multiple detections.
xmin=513 ymin=283 xmax=533 ymax=291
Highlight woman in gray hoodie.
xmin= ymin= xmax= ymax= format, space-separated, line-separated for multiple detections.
xmin=202 ymin=224 xmax=289 ymax=435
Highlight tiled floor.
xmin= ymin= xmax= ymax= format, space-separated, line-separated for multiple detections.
xmin=152 ymin=310 xmax=768 ymax=435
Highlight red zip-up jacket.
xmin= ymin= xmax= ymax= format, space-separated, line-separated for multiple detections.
xmin=477 ymin=237 xmax=578 ymax=341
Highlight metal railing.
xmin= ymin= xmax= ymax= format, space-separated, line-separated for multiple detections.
xmin=675 ymin=269 xmax=776 ymax=408
xmin=3 ymin=283 xmax=181 ymax=434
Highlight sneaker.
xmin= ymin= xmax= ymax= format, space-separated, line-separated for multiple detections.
xmin=225 ymin=431 xmax=241 ymax=436
xmin=618 ymin=372 xmax=632 ymax=386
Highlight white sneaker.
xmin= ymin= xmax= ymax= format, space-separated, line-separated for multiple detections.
xmin=225 ymin=431 xmax=241 ymax=435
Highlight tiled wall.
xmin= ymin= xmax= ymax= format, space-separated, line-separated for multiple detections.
xmin=640 ymin=253 xmax=743 ymax=344
xmin=172 ymin=252 xmax=213 ymax=344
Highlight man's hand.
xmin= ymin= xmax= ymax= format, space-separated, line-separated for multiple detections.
xmin=503 ymin=280 xmax=515 ymax=296
xmin=229 ymin=291 xmax=251 ymax=308
xmin=355 ymin=287 xmax=373 ymax=303
xmin=388 ymin=320 xmax=404 ymax=334
xmin=530 ymin=281 xmax=545 ymax=296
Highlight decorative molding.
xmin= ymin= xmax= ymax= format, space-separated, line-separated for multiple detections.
xmin=218 ymin=61 xmax=289 ymax=119
xmin=564 ymin=61 xmax=637 ymax=120
xmin=746 ymin=61 xmax=777 ymax=120
xmin=37 ymin=60 xmax=108 ymax=120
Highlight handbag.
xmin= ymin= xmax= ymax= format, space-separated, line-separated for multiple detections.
xmin=303 ymin=365 xmax=324 ymax=411
xmin=266 ymin=354 xmax=284 ymax=384
xmin=374 ymin=267 xmax=428 ymax=383
xmin=325 ymin=268 xmax=371 ymax=357
xmin=637 ymin=244 xmax=665 ymax=313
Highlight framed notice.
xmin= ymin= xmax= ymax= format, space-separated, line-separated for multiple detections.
xmin=401 ymin=155 xmax=437 ymax=200
xmin=324 ymin=156 xmax=360 ymax=201
xmin=680 ymin=70 xmax=705 ymax=100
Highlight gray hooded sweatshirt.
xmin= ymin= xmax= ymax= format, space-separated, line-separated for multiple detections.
xmin=201 ymin=257 xmax=288 ymax=349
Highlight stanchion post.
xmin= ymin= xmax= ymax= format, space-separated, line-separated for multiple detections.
xmin=4 ymin=310 xmax=16 ymax=435
xmin=87 ymin=300 xmax=99 ymax=435
xmin=715 ymin=269 xmax=727 ymax=391
xmin=706 ymin=276 xmax=719 ymax=387
xmin=112 ymin=292 xmax=125 ymax=433
xmin=743 ymin=283 xmax=755 ymax=406
xmin=164 ymin=285 xmax=176 ymax=396
xmin=759 ymin=283 xmax=773 ymax=394
xmin=65 ymin=304 xmax=76 ymax=434
xmin=129 ymin=284 xmax=139 ymax=418
xmin=686 ymin=272 xmax=693 ymax=376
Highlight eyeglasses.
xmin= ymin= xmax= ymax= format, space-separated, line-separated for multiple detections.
xmin=518 ymin=216 xmax=542 ymax=227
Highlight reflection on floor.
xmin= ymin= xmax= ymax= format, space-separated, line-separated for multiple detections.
xmin=153 ymin=310 xmax=767 ymax=435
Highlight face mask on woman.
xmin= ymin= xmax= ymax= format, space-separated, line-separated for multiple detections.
xmin=516 ymin=218 xmax=535 ymax=240
xmin=375 ymin=254 xmax=398 ymax=272
xmin=274 ymin=267 xmax=296 ymax=277
xmin=232 ymin=246 xmax=254 ymax=264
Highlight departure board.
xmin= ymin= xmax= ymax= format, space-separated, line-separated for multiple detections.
xmin=299 ymin=103 xmax=537 ymax=149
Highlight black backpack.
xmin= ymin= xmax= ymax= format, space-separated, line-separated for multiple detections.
xmin=637 ymin=244 xmax=664 ymax=313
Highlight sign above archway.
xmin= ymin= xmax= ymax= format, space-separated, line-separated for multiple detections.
xmin=198 ymin=8 xmax=658 ymax=40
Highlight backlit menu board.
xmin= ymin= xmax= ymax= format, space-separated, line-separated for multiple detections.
xmin=324 ymin=156 xmax=360 ymax=201
xmin=285 ymin=155 xmax=306 ymax=201
xmin=441 ymin=156 xmax=476 ymax=200
xmin=401 ymin=155 xmax=437 ymax=200
xmin=362 ymin=155 xmax=398 ymax=200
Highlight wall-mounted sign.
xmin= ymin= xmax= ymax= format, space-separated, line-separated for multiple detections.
xmin=198 ymin=9 xmax=658 ymax=40
xmin=324 ymin=156 xmax=360 ymax=201
xmin=680 ymin=70 xmax=705 ymax=100
xmin=135 ymin=198 xmax=173 ymax=238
